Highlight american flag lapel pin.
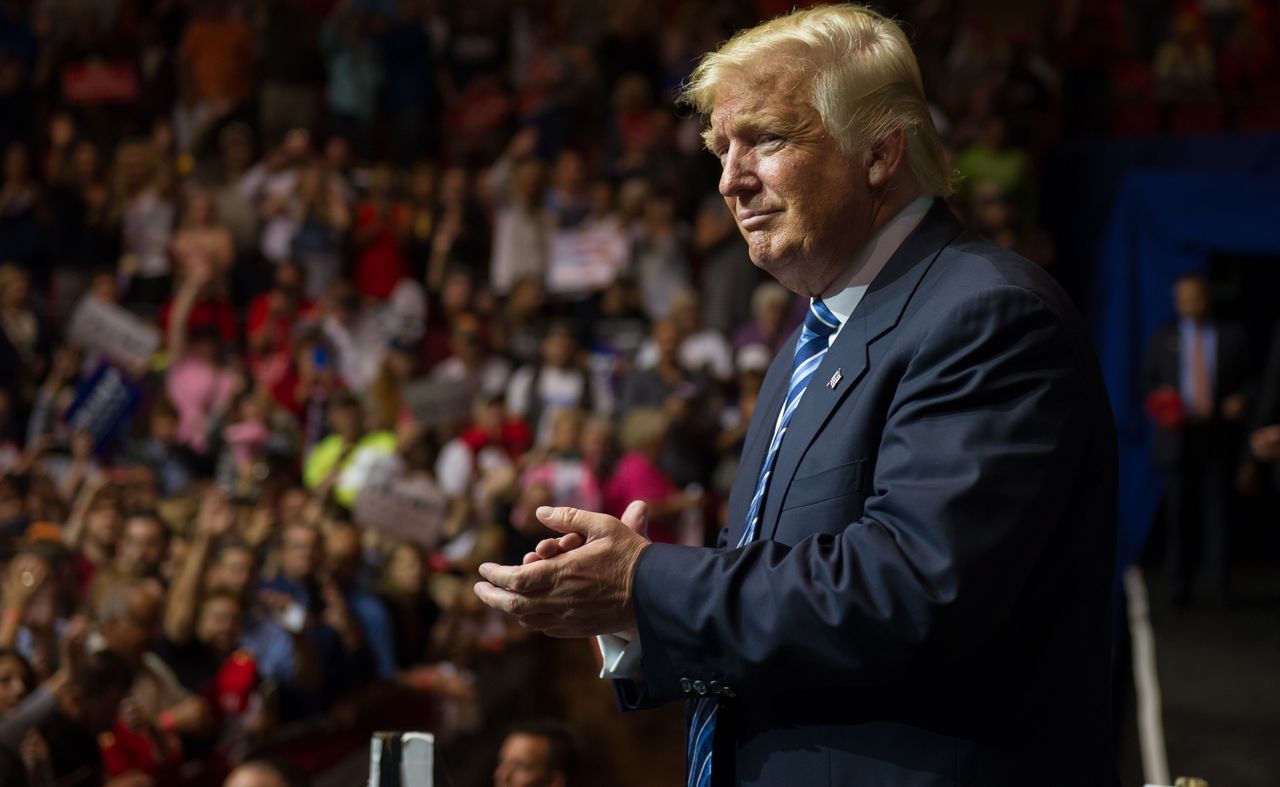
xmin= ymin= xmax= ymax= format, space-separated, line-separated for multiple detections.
xmin=826 ymin=369 xmax=843 ymax=389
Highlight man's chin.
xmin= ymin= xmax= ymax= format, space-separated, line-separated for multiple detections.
xmin=752 ymin=255 xmax=810 ymax=296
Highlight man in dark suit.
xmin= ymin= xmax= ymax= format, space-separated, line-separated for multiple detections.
xmin=475 ymin=6 xmax=1118 ymax=786
xmin=1144 ymin=273 xmax=1254 ymax=605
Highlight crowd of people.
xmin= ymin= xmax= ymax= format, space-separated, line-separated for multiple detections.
xmin=0 ymin=0 xmax=1278 ymax=785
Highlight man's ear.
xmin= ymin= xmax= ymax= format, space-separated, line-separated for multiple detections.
xmin=866 ymin=128 xmax=908 ymax=189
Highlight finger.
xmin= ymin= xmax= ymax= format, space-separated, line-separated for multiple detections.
xmin=620 ymin=500 xmax=649 ymax=536
xmin=535 ymin=506 xmax=615 ymax=540
xmin=516 ymin=613 xmax=561 ymax=631
xmin=557 ymin=532 xmax=586 ymax=551
xmin=477 ymin=561 xmax=555 ymax=594
xmin=522 ymin=551 xmax=541 ymax=565
xmin=473 ymin=581 xmax=531 ymax=616
xmin=534 ymin=538 xmax=562 ymax=559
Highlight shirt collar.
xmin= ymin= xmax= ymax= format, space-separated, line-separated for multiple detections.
xmin=821 ymin=196 xmax=934 ymax=326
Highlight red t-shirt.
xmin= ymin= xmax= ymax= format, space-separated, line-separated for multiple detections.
xmin=353 ymin=202 xmax=411 ymax=300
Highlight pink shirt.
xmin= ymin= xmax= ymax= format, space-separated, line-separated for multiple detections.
xmin=604 ymin=452 xmax=677 ymax=542
xmin=166 ymin=356 xmax=238 ymax=453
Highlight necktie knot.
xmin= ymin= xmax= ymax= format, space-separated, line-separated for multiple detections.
xmin=804 ymin=298 xmax=840 ymax=340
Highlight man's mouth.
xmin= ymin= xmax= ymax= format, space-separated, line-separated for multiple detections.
xmin=738 ymin=209 xmax=780 ymax=229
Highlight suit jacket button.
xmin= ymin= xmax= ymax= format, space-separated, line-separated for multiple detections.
xmin=693 ymin=680 xmax=707 ymax=695
xmin=708 ymin=681 xmax=722 ymax=695
xmin=721 ymin=685 xmax=736 ymax=697
xmin=679 ymin=678 xmax=692 ymax=694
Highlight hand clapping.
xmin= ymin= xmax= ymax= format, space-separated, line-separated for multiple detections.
xmin=474 ymin=501 xmax=651 ymax=638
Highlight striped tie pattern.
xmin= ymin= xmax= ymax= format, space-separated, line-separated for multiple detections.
xmin=685 ymin=298 xmax=841 ymax=787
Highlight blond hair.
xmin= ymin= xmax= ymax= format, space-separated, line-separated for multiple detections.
xmin=681 ymin=4 xmax=953 ymax=197
xmin=618 ymin=407 xmax=670 ymax=454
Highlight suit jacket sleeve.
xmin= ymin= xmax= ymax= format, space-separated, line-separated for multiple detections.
xmin=612 ymin=507 xmax=734 ymax=710
xmin=629 ymin=285 xmax=1102 ymax=704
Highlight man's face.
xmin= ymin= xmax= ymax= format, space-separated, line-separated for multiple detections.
xmin=710 ymin=70 xmax=873 ymax=296
xmin=209 ymin=547 xmax=255 ymax=595
xmin=116 ymin=517 xmax=167 ymax=577
xmin=0 ymin=655 xmax=29 ymax=715
xmin=224 ymin=764 xmax=287 ymax=787
xmin=196 ymin=596 xmax=242 ymax=655
xmin=324 ymin=527 xmax=362 ymax=587
xmin=1174 ymin=277 xmax=1211 ymax=322
xmin=101 ymin=587 xmax=162 ymax=661
xmin=281 ymin=526 xmax=319 ymax=582
xmin=494 ymin=733 xmax=563 ymax=787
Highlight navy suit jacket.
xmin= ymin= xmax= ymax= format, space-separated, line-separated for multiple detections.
xmin=620 ymin=201 xmax=1119 ymax=786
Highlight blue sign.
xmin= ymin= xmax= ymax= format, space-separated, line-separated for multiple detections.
xmin=64 ymin=363 xmax=143 ymax=455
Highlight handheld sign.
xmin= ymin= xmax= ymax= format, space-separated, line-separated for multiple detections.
xmin=67 ymin=295 xmax=161 ymax=373
xmin=353 ymin=476 xmax=447 ymax=548
xmin=64 ymin=363 xmax=144 ymax=455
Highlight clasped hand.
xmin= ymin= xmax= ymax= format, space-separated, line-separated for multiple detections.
xmin=474 ymin=501 xmax=651 ymax=638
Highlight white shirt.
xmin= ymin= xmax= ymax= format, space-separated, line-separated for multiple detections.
xmin=598 ymin=195 xmax=934 ymax=680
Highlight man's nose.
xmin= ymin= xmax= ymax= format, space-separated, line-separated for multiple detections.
xmin=719 ymin=145 xmax=759 ymax=199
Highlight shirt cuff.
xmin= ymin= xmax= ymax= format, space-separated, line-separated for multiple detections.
xmin=597 ymin=630 xmax=643 ymax=680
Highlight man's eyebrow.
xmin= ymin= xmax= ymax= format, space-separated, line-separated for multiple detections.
xmin=704 ymin=113 xmax=799 ymax=152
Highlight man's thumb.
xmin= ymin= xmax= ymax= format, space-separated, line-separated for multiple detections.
xmin=620 ymin=500 xmax=649 ymax=537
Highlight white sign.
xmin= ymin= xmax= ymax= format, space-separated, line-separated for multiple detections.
xmin=353 ymin=477 xmax=448 ymax=548
xmin=67 ymin=295 xmax=161 ymax=372
xmin=546 ymin=223 xmax=629 ymax=295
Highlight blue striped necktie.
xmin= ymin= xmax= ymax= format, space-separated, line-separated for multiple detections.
xmin=686 ymin=298 xmax=841 ymax=787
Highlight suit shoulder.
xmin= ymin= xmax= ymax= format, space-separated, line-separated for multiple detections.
xmin=916 ymin=232 xmax=1077 ymax=322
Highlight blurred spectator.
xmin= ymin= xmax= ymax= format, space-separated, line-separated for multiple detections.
xmin=177 ymin=2 xmax=257 ymax=155
xmin=1143 ymin=274 xmax=1253 ymax=606
xmin=603 ymin=407 xmax=698 ymax=544
xmin=375 ymin=541 xmax=441 ymax=671
xmin=0 ymin=265 xmax=51 ymax=419
xmin=519 ymin=408 xmax=602 ymax=513
xmin=635 ymin=289 xmax=733 ymax=384
xmin=257 ymin=0 xmax=324 ymax=150
xmin=0 ymin=141 xmax=44 ymax=271
xmin=0 ymin=647 xmax=133 ymax=787
xmin=172 ymin=185 xmax=234 ymax=282
xmin=1153 ymin=14 xmax=1216 ymax=104
xmin=224 ymin=757 xmax=312 ymax=787
xmin=507 ymin=322 xmax=610 ymax=443
xmin=731 ymin=282 xmax=793 ymax=356
xmin=381 ymin=0 xmax=440 ymax=166
xmin=430 ymin=312 xmax=513 ymax=400
xmin=633 ymin=192 xmax=690 ymax=321
xmin=324 ymin=519 xmax=396 ymax=680
xmin=319 ymin=5 xmax=384 ymax=157
xmin=487 ymin=129 xmax=550 ymax=296
xmin=493 ymin=719 xmax=578 ymax=787
xmin=352 ymin=164 xmax=411 ymax=300
xmin=112 ymin=139 xmax=174 ymax=309
xmin=1247 ymin=320 xmax=1280 ymax=491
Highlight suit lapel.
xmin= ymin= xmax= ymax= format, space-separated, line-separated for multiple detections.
xmin=761 ymin=200 xmax=965 ymax=540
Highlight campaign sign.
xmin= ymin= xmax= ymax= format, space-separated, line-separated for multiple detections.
xmin=64 ymin=364 xmax=143 ymax=455
xmin=67 ymin=295 xmax=161 ymax=372
xmin=353 ymin=477 xmax=447 ymax=548
xmin=402 ymin=378 xmax=474 ymax=430
xmin=546 ymin=224 xmax=629 ymax=295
